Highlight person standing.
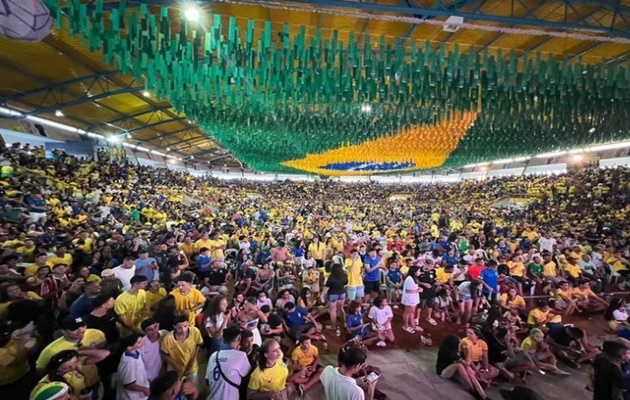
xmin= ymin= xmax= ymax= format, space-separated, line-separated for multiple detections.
xmin=115 ymin=275 xmax=149 ymax=334
xmin=205 ymin=326 xmax=251 ymax=400
xmin=363 ymin=248 xmax=382 ymax=303
xmin=113 ymin=257 xmax=137 ymax=291
xmin=139 ymin=318 xmax=166 ymax=382
xmin=320 ymin=347 xmax=376 ymax=400
xmin=117 ymin=333 xmax=150 ymax=400
xmin=592 ymin=340 xmax=628 ymax=400
xmin=160 ymin=314 xmax=203 ymax=385
xmin=170 ymin=275 xmax=205 ymax=327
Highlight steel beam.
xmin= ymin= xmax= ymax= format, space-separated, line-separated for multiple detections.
xmin=23 ymin=86 xmax=144 ymax=116
xmin=0 ymin=71 xmax=119 ymax=104
xmin=126 ymin=117 xmax=186 ymax=134
xmin=145 ymin=127 xmax=196 ymax=144
xmin=86 ymin=105 xmax=171 ymax=131
xmin=403 ymin=0 xmax=483 ymax=40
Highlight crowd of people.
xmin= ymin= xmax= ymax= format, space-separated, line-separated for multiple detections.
xmin=0 ymin=142 xmax=628 ymax=400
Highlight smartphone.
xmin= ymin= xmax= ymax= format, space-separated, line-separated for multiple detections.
xmin=364 ymin=371 xmax=380 ymax=384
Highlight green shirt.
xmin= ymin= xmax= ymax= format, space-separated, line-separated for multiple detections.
xmin=527 ymin=262 xmax=544 ymax=277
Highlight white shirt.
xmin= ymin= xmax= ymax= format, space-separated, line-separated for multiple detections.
xmin=113 ymin=265 xmax=136 ymax=291
xmin=368 ymin=305 xmax=393 ymax=330
xmin=613 ymin=309 xmax=628 ymax=322
xmin=139 ymin=331 xmax=166 ymax=381
xmin=401 ymin=276 xmax=420 ymax=306
xmin=206 ymin=349 xmax=251 ymax=400
xmin=205 ymin=313 xmax=224 ymax=338
xmin=539 ymin=237 xmax=557 ymax=253
xmin=117 ymin=351 xmax=150 ymax=400
xmin=320 ymin=366 xmax=364 ymax=400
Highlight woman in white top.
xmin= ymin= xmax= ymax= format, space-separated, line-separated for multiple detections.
xmin=401 ymin=266 xmax=423 ymax=334
xmin=605 ymin=297 xmax=630 ymax=334
xmin=301 ymin=251 xmax=316 ymax=271
xmin=204 ymin=295 xmax=231 ymax=351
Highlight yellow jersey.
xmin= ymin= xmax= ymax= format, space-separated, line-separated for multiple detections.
xmin=249 ymin=359 xmax=289 ymax=392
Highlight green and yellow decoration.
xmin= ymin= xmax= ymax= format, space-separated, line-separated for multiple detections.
xmin=44 ymin=0 xmax=630 ymax=175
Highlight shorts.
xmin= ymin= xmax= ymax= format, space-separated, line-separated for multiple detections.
xmin=328 ymin=293 xmax=346 ymax=302
xmin=460 ymin=294 xmax=472 ymax=301
xmin=347 ymin=285 xmax=365 ymax=300
xmin=288 ymin=323 xmax=315 ymax=340
xmin=364 ymin=280 xmax=380 ymax=294
xmin=421 ymin=297 xmax=435 ymax=308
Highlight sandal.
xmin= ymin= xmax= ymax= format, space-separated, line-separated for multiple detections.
xmin=426 ymin=318 xmax=437 ymax=326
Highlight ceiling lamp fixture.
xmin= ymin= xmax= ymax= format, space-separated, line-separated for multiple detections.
xmin=360 ymin=104 xmax=372 ymax=113
xmin=55 ymin=110 xmax=64 ymax=117
xmin=142 ymin=91 xmax=151 ymax=98
xmin=184 ymin=4 xmax=201 ymax=22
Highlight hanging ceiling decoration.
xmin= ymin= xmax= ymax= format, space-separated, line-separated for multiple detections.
xmin=43 ymin=0 xmax=630 ymax=175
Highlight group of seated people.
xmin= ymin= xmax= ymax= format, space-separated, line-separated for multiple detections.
xmin=0 ymin=143 xmax=628 ymax=400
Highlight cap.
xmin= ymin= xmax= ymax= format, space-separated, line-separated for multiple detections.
xmin=31 ymin=382 xmax=70 ymax=400
xmin=130 ymin=275 xmax=148 ymax=284
xmin=101 ymin=269 xmax=114 ymax=277
xmin=60 ymin=315 xmax=86 ymax=331
xmin=499 ymin=386 xmax=545 ymax=400
xmin=86 ymin=274 xmax=102 ymax=283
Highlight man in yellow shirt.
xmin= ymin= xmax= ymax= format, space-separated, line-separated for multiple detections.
xmin=288 ymin=336 xmax=322 ymax=395
xmin=114 ymin=275 xmax=148 ymax=334
xmin=208 ymin=232 xmax=226 ymax=260
xmin=160 ymin=314 xmax=203 ymax=380
xmin=46 ymin=245 xmax=73 ymax=270
xmin=16 ymin=239 xmax=36 ymax=263
xmin=35 ymin=315 xmax=109 ymax=388
xmin=170 ymin=275 xmax=205 ymax=326
xmin=195 ymin=232 xmax=213 ymax=254
xmin=24 ymin=253 xmax=49 ymax=278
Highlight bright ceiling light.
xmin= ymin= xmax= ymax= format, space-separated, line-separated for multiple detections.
xmin=190 ymin=155 xmax=194 ymax=159
xmin=142 ymin=91 xmax=151 ymax=98
xmin=107 ymin=136 xmax=120 ymax=143
xmin=184 ymin=5 xmax=201 ymax=22
xmin=55 ymin=110 xmax=64 ymax=117
xmin=360 ymin=104 xmax=372 ymax=113
xmin=572 ymin=154 xmax=583 ymax=161
xmin=166 ymin=147 xmax=171 ymax=152
xmin=588 ymin=127 xmax=596 ymax=133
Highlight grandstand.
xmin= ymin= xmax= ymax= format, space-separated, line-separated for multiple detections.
xmin=0 ymin=1 xmax=629 ymax=400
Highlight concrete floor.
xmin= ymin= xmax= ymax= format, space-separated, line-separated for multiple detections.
xmin=303 ymin=347 xmax=592 ymax=400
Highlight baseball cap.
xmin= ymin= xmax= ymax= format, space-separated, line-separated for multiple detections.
xmin=101 ymin=269 xmax=114 ymax=277
xmin=60 ymin=315 xmax=86 ymax=331
xmin=31 ymin=382 xmax=70 ymax=400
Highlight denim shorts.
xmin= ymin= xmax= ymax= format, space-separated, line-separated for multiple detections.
xmin=328 ymin=293 xmax=346 ymax=302
xmin=347 ymin=285 xmax=365 ymax=300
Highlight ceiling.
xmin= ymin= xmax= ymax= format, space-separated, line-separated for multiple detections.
xmin=0 ymin=0 xmax=629 ymax=173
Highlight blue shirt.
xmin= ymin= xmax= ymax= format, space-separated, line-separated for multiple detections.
xmin=135 ymin=257 xmax=158 ymax=281
xmin=479 ymin=268 xmax=499 ymax=293
xmin=442 ymin=254 xmax=459 ymax=266
xmin=197 ymin=255 xmax=212 ymax=272
xmin=27 ymin=198 xmax=45 ymax=213
xmin=346 ymin=313 xmax=367 ymax=338
xmin=363 ymin=255 xmax=382 ymax=282
xmin=284 ymin=307 xmax=309 ymax=328
xmin=386 ymin=269 xmax=402 ymax=284
xmin=69 ymin=295 xmax=95 ymax=317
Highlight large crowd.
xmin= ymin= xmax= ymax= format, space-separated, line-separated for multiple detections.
xmin=0 ymin=142 xmax=629 ymax=400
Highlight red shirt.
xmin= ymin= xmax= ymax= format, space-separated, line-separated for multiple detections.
xmin=468 ymin=264 xmax=486 ymax=280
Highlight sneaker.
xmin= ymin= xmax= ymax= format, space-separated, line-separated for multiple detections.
xmin=402 ymin=326 xmax=415 ymax=333
xmin=376 ymin=341 xmax=386 ymax=347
